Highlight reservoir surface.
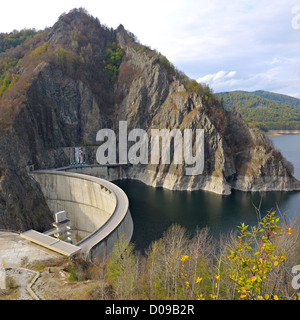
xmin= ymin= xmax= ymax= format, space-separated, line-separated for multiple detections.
xmin=115 ymin=134 xmax=300 ymax=252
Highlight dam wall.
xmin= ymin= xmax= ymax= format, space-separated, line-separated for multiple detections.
xmin=31 ymin=171 xmax=133 ymax=261
xmin=56 ymin=165 xmax=126 ymax=181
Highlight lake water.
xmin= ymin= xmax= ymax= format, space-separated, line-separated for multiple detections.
xmin=115 ymin=134 xmax=300 ymax=252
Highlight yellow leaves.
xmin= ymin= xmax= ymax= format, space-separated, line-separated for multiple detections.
xmin=286 ymin=227 xmax=292 ymax=235
xmin=294 ymin=293 xmax=300 ymax=301
xmin=180 ymin=213 xmax=293 ymax=301
xmin=185 ymin=281 xmax=190 ymax=287
xmin=180 ymin=272 xmax=187 ymax=278
xmin=214 ymin=275 xmax=220 ymax=289
xmin=256 ymin=294 xmax=280 ymax=301
xmin=180 ymin=255 xmax=188 ymax=278
xmin=239 ymin=286 xmax=250 ymax=298
xmin=195 ymin=277 xmax=202 ymax=284
xmin=264 ymin=294 xmax=279 ymax=300
xmin=180 ymin=255 xmax=189 ymax=262
xmin=239 ymin=286 xmax=250 ymax=299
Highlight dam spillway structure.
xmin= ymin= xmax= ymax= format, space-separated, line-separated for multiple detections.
xmin=26 ymin=170 xmax=133 ymax=262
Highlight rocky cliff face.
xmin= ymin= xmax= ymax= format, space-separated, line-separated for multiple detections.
xmin=113 ymin=27 xmax=300 ymax=194
xmin=0 ymin=8 xmax=299 ymax=230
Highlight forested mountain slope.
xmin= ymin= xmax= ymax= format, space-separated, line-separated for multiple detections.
xmin=216 ymin=91 xmax=300 ymax=131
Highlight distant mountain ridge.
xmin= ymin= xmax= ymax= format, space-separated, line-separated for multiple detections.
xmin=216 ymin=90 xmax=300 ymax=131
xmin=252 ymin=90 xmax=300 ymax=107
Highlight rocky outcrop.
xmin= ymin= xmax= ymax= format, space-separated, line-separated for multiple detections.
xmin=0 ymin=9 xmax=299 ymax=230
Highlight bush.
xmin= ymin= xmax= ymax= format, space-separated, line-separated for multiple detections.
xmin=68 ymin=264 xmax=78 ymax=281
xmin=107 ymin=234 xmax=139 ymax=300
xmin=102 ymin=42 xmax=124 ymax=85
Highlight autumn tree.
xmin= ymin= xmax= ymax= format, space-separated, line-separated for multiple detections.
xmin=107 ymin=234 xmax=140 ymax=299
xmin=146 ymin=224 xmax=188 ymax=299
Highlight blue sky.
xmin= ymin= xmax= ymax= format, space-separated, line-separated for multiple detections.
xmin=1 ymin=0 xmax=300 ymax=97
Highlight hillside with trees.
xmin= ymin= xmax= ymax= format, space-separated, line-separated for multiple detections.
xmin=0 ymin=29 xmax=40 ymax=53
xmin=216 ymin=91 xmax=300 ymax=131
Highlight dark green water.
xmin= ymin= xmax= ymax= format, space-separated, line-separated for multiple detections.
xmin=115 ymin=134 xmax=300 ymax=252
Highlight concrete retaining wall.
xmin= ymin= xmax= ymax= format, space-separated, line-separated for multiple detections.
xmin=57 ymin=165 xmax=126 ymax=182
xmin=31 ymin=171 xmax=133 ymax=261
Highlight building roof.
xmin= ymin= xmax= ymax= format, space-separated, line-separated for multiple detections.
xmin=20 ymin=230 xmax=81 ymax=257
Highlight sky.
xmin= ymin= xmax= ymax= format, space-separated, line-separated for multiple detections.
xmin=1 ymin=0 xmax=300 ymax=97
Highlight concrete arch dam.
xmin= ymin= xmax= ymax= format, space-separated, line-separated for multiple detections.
xmin=31 ymin=171 xmax=133 ymax=262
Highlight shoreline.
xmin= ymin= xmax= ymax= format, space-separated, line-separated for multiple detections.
xmin=266 ymin=130 xmax=300 ymax=136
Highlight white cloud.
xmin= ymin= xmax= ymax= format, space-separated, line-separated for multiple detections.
xmin=197 ymin=71 xmax=238 ymax=89
xmin=199 ymin=66 xmax=300 ymax=98
xmin=226 ymin=71 xmax=237 ymax=78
